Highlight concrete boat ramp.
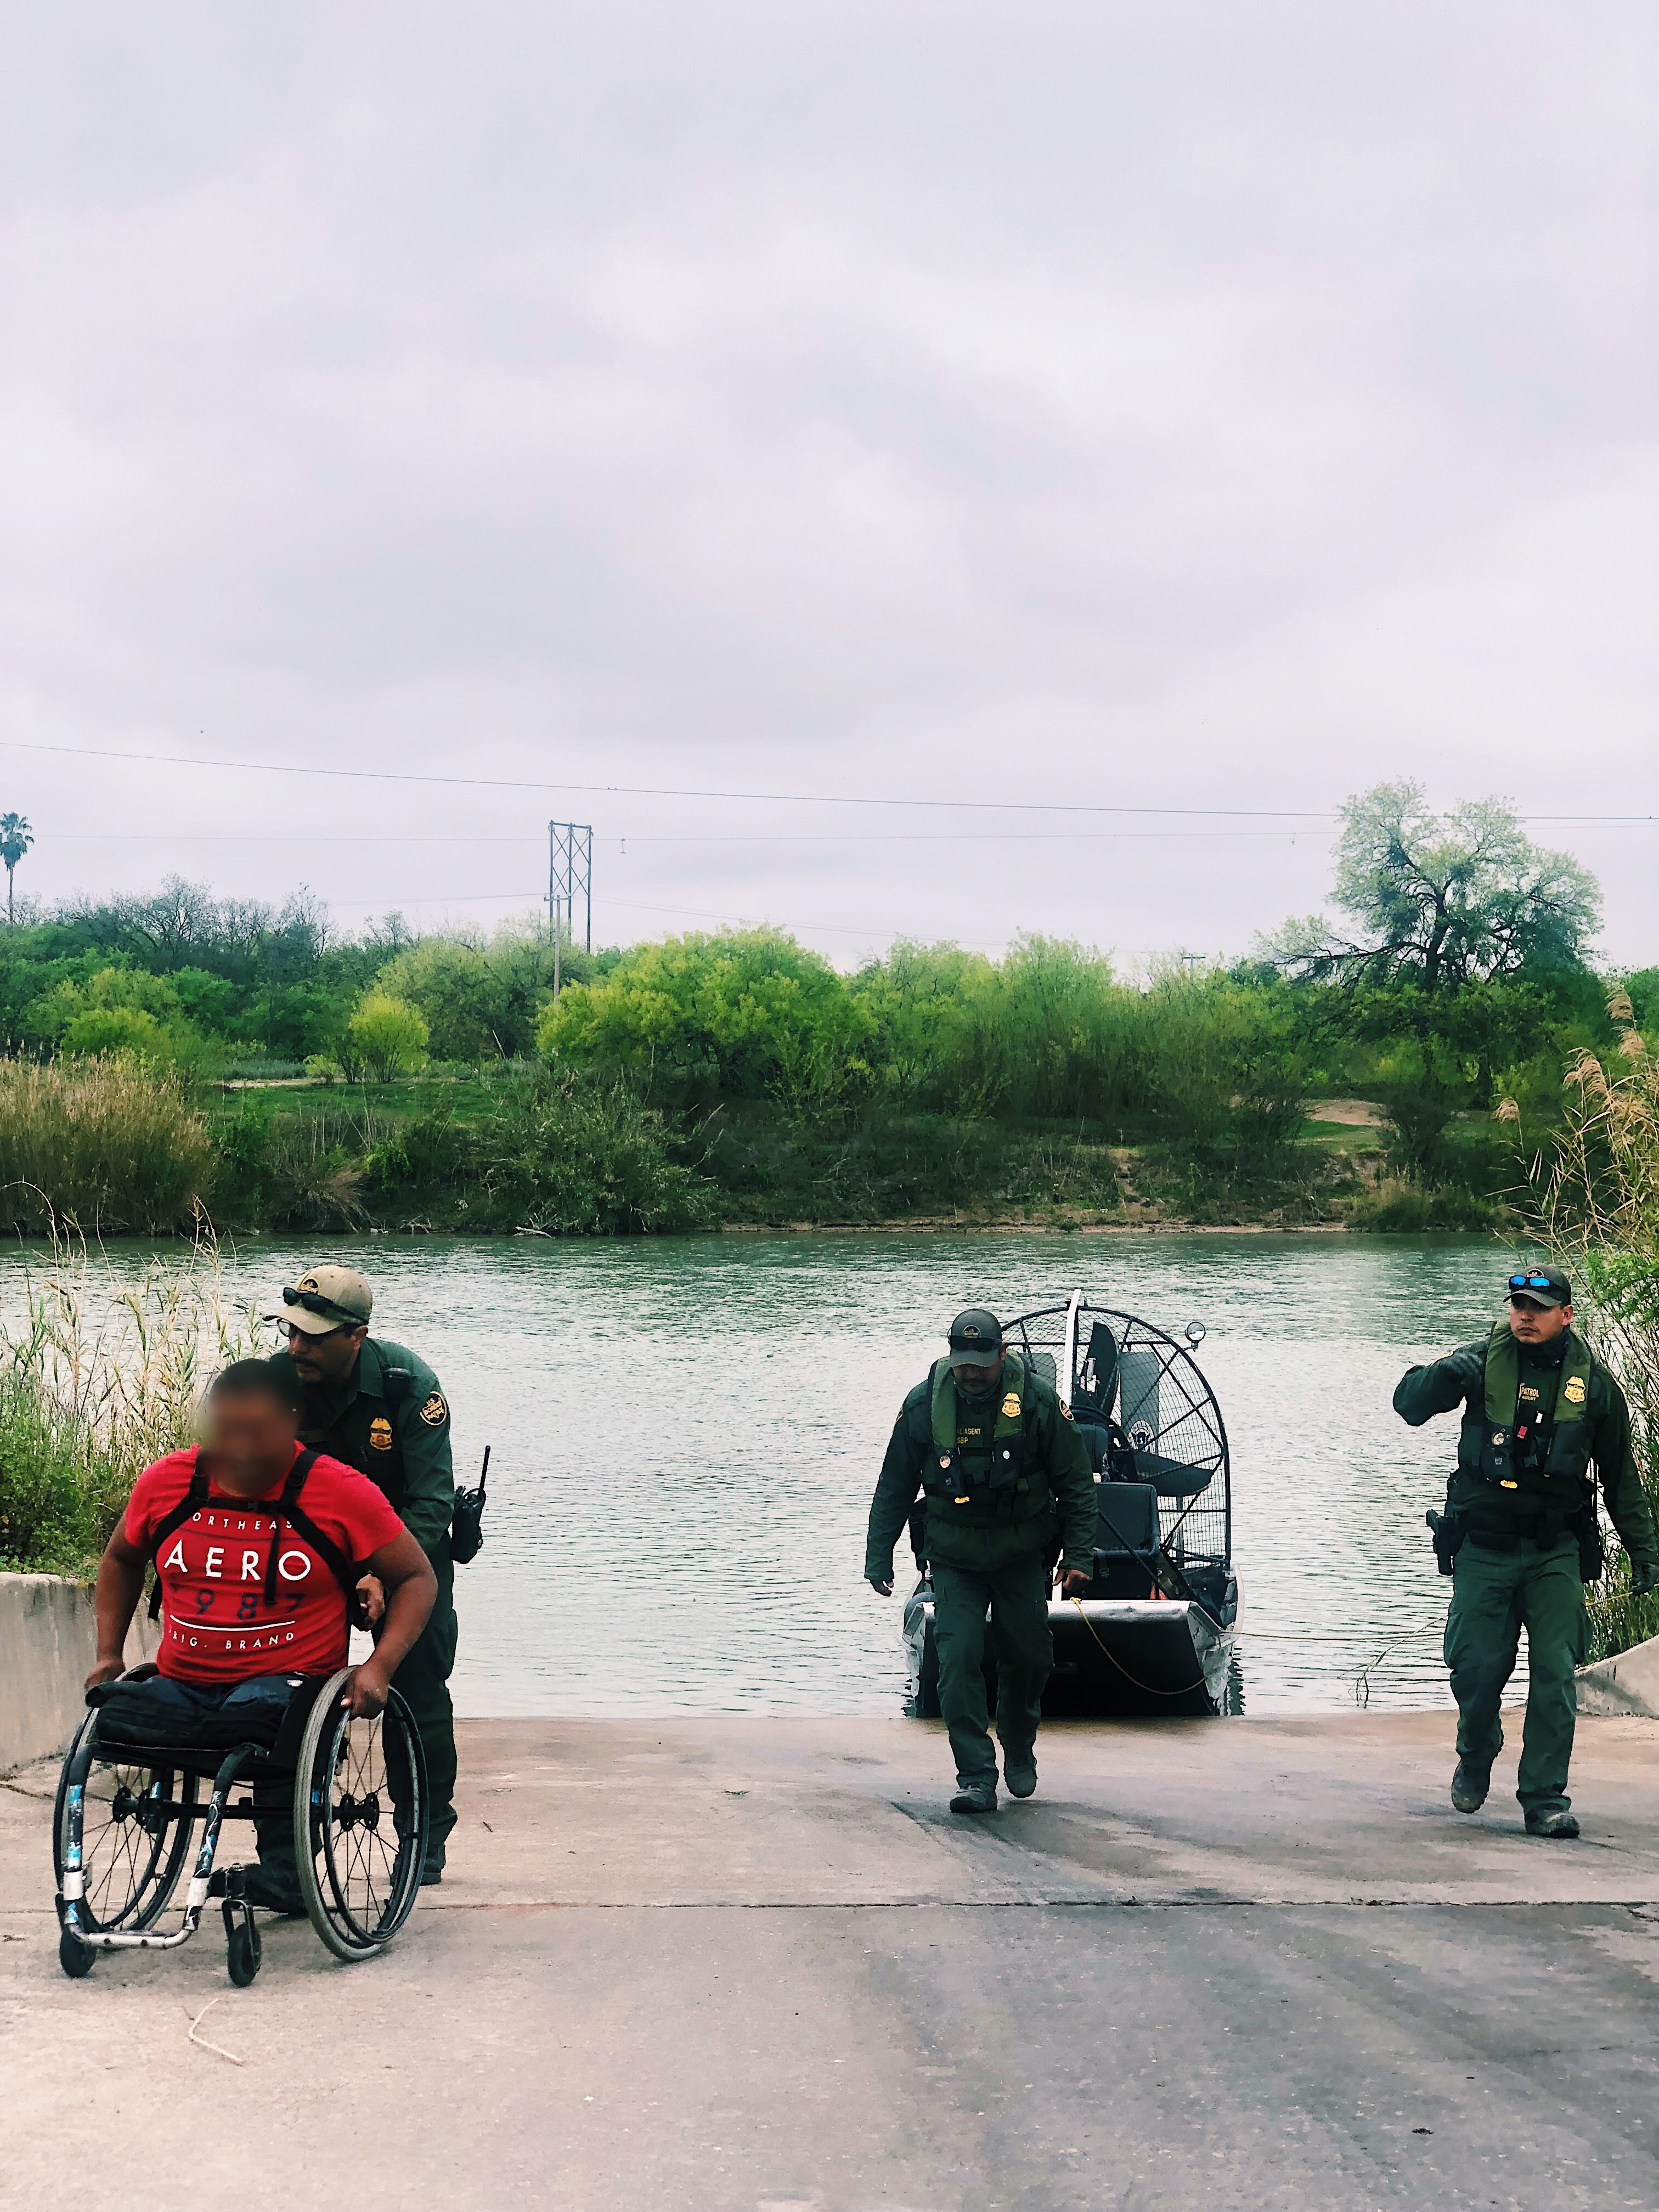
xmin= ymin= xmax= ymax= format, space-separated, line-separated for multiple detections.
xmin=5 ymin=1710 xmax=1659 ymax=2210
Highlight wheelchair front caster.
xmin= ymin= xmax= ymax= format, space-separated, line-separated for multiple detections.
xmin=59 ymin=1925 xmax=95 ymax=1979
xmin=224 ymin=1903 xmax=262 ymax=1987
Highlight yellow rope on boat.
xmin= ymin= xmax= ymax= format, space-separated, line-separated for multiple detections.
xmin=1065 ymin=1597 xmax=1215 ymax=1700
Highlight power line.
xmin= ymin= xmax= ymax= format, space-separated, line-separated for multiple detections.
xmin=4 ymin=737 xmax=1654 ymax=825
xmin=42 ymin=826 xmax=1318 ymax=845
xmin=0 ymin=737 xmax=1332 ymax=819
xmin=318 ymin=887 xmax=1011 ymax=944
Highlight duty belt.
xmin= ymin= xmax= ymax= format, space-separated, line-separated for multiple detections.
xmin=1466 ymin=1506 xmax=1576 ymax=1552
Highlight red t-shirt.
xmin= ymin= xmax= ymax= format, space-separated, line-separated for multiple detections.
xmin=124 ymin=1447 xmax=405 ymax=1686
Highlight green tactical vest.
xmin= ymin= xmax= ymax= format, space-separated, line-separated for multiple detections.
xmin=921 ymin=1353 xmax=1054 ymax=1526
xmin=1457 ymin=1322 xmax=1595 ymax=1508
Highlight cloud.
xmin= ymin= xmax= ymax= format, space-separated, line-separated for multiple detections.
xmin=2 ymin=1 xmax=1654 ymax=962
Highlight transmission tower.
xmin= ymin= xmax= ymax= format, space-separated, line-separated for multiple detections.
xmin=548 ymin=822 xmax=593 ymax=998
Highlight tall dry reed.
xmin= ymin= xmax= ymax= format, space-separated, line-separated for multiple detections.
xmin=0 ymin=1054 xmax=216 ymax=1235
xmin=1526 ymin=991 xmax=1659 ymax=1657
xmin=0 ymin=1231 xmax=256 ymax=1573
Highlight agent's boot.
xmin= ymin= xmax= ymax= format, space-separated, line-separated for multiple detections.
xmin=210 ymin=1862 xmax=306 ymax=1917
xmin=950 ymin=1778 xmax=997 ymax=1815
xmin=1003 ymin=1754 xmax=1038 ymax=1800
xmin=1450 ymin=1760 xmax=1490 ymax=1814
xmin=1525 ymin=1807 xmax=1580 ymax=1839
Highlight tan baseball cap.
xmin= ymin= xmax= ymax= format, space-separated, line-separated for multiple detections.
xmin=263 ymin=1263 xmax=374 ymax=1336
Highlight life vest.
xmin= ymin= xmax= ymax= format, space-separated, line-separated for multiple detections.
xmin=1457 ymin=1323 xmax=1595 ymax=1509
xmin=920 ymin=1354 xmax=1054 ymax=1523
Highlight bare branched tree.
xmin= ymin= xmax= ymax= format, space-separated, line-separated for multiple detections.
xmin=1259 ymin=782 xmax=1600 ymax=990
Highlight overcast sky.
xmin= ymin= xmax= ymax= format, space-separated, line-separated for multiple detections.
xmin=2 ymin=3 xmax=1654 ymax=967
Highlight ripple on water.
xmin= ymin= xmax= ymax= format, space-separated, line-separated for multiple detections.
xmin=0 ymin=1229 xmax=1532 ymax=1716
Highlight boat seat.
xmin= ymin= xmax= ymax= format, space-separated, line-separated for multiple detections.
xmin=1074 ymin=1420 xmax=1112 ymax=1473
xmin=1131 ymin=1449 xmax=1215 ymax=1499
xmin=1094 ymin=1481 xmax=1159 ymax=1556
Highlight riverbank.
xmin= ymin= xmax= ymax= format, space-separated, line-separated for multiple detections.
xmin=201 ymin=1075 xmax=1502 ymax=1235
xmin=0 ymin=1050 xmax=1516 ymax=1239
xmin=6 ymin=1710 xmax=1659 ymax=2209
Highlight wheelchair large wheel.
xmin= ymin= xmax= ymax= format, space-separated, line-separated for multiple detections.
xmin=293 ymin=1670 xmax=427 ymax=1962
xmin=52 ymin=1716 xmax=199 ymax=1935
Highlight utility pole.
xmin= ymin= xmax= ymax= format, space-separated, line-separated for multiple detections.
xmin=548 ymin=821 xmax=592 ymax=999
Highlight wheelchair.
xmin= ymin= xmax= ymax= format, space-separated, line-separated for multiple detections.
xmin=53 ymin=1663 xmax=428 ymax=1986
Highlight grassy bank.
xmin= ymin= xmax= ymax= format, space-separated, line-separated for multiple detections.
xmin=0 ymin=1053 xmax=1527 ymax=1239
xmin=209 ymin=1075 xmax=1465 ymax=1233
xmin=0 ymin=1237 xmax=254 ymax=1575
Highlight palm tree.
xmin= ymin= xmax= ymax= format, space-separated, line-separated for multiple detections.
xmin=0 ymin=813 xmax=32 ymax=924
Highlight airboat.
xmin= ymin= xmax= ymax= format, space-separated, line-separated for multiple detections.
xmin=903 ymin=1292 xmax=1239 ymax=1719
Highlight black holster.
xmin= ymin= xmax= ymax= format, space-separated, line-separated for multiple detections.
xmin=1574 ymin=1506 xmax=1606 ymax=1586
xmin=907 ymin=1503 xmax=928 ymax=1573
xmin=1426 ymin=1507 xmax=1467 ymax=1576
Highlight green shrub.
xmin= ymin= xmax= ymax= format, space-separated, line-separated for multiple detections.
xmin=1531 ymin=1011 xmax=1659 ymax=1657
xmin=539 ymin=928 xmax=872 ymax=1114
xmin=0 ymin=1369 xmax=96 ymax=1571
xmin=364 ymin=1105 xmax=470 ymax=1193
xmin=698 ymin=1106 xmax=1124 ymax=1225
xmin=1345 ymin=1175 xmax=1502 ymax=1232
xmin=0 ymin=1238 xmax=256 ymax=1575
xmin=472 ymin=1064 xmax=714 ymax=1233
xmin=0 ymin=1056 xmax=216 ymax=1235
xmin=346 ymin=992 xmax=428 ymax=1082
xmin=1370 ymin=1043 xmax=1480 ymax=1181
xmin=259 ymin=1118 xmax=369 ymax=1231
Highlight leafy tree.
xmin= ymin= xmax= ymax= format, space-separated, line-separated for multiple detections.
xmin=539 ymin=928 xmax=871 ymax=1112
xmin=347 ymin=992 xmax=429 ymax=1082
xmin=1261 ymin=782 xmax=1600 ymax=990
xmin=378 ymin=940 xmax=509 ymax=1062
xmin=850 ymin=943 xmax=1000 ymax=1107
xmin=25 ymin=967 xmax=213 ymax=1071
xmin=0 ymin=813 xmax=31 ymax=925
xmin=59 ymin=1006 xmax=169 ymax=1059
xmin=376 ymin=922 xmax=569 ymax=1063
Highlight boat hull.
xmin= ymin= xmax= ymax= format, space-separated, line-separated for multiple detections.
xmin=904 ymin=1588 xmax=1235 ymax=1720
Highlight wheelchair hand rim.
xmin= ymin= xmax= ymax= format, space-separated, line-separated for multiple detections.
xmin=294 ymin=1671 xmax=427 ymax=1960
xmin=53 ymin=1722 xmax=199 ymax=1936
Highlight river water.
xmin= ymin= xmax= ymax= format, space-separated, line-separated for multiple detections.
xmin=5 ymin=1230 xmax=1530 ymax=1716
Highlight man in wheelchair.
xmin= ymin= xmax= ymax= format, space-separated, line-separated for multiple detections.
xmin=86 ymin=1359 xmax=436 ymax=1916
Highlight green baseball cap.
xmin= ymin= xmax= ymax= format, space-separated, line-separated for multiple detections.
xmin=947 ymin=1307 xmax=1005 ymax=1369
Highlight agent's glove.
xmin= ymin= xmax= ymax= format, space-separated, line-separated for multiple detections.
xmin=1630 ymin=1560 xmax=1659 ymax=1599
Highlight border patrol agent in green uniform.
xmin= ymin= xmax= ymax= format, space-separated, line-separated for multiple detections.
xmin=1395 ymin=1263 xmax=1659 ymax=1838
xmin=266 ymin=1264 xmax=460 ymax=1881
xmin=866 ymin=1308 xmax=1096 ymax=1814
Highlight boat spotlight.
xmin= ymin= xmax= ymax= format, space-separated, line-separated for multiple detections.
xmin=1185 ymin=1321 xmax=1206 ymax=1346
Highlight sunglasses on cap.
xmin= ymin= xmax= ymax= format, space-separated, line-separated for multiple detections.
xmin=1508 ymin=1273 xmax=1555 ymax=1294
xmin=281 ymin=1285 xmax=364 ymax=1328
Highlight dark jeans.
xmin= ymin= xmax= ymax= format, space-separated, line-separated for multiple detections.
xmin=393 ymin=1549 xmax=458 ymax=1861
xmin=144 ymin=1673 xmax=303 ymax=1889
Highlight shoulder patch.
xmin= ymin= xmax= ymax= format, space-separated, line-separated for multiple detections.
xmin=419 ymin=1391 xmax=449 ymax=1428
